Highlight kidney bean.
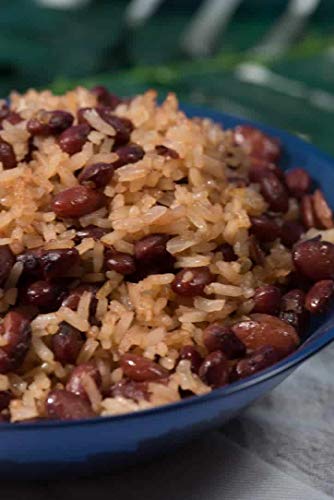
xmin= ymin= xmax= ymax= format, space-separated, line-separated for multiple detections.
xmin=234 ymin=125 xmax=281 ymax=162
xmin=78 ymin=162 xmax=115 ymax=188
xmin=248 ymin=157 xmax=284 ymax=183
xmin=285 ymin=168 xmax=311 ymax=198
xmin=40 ymin=248 xmax=79 ymax=280
xmin=0 ymin=390 xmax=11 ymax=411
xmin=0 ymin=245 xmax=15 ymax=286
xmin=97 ymin=108 xmax=133 ymax=146
xmin=27 ymin=110 xmax=73 ymax=136
xmin=24 ymin=280 xmax=66 ymax=311
xmin=305 ymin=280 xmax=334 ymax=314
xmin=172 ymin=267 xmax=214 ymax=297
xmin=90 ymin=85 xmax=121 ymax=109
xmin=58 ymin=124 xmax=91 ymax=155
xmin=16 ymin=248 xmax=43 ymax=280
xmin=0 ymin=139 xmax=17 ymax=169
xmin=109 ymin=379 xmax=149 ymax=401
xmin=249 ymin=236 xmax=265 ymax=265
xmin=300 ymin=195 xmax=315 ymax=229
xmin=51 ymin=322 xmax=84 ymax=365
xmin=66 ymin=363 xmax=102 ymax=401
xmin=52 ymin=186 xmax=105 ymax=218
xmin=0 ymin=110 xmax=22 ymax=128
xmin=76 ymin=107 xmax=92 ymax=125
xmin=127 ymin=255 xmax=175 ymax=282
xmin=120 ymin=353 xmax=168 ymax=382
xmin=46 ymin=389 xmax=95 ymax=420
xmin=62 ymin=284 xmax=98 ymax=315
xmin=280 ymin=220 xmax=304 ymax=248
xmin=179 ymin=345 xmax=203 ymax=373
xmin=105 ymin=248 xmax=136 ymax=275
xmin=250 ymin=215 xmax=280 ymax=243
xmin=113 ymin=144 xmax=145 ymax=169
xmin=312 ymin=190 xmax=334 ymax=229
xmin=74 ymin=225 xmax=108 ymax=243
xmin=252 ymin=285 xmax=281 ymax=315
xmin=279 ymin=288 xmax=307 ymax=333
xmin=0 ymin=311 xmax=31 ymax=373
xmin=199 ymin=351 xmax=229 ymax=388
xmin=0 ymin=104 xmax=10 ymax=125
xmin=203 ymin=324 xmax=246 ymax=358
xmin=260 ymin=172 xmax=289 ymax=213
xmin=232 ymin=313 xmax=299 ymax=357
xmin=235 ymin=345 xmax=280 ymax=379
xmin=134 ymin=234 xmax=169 ymax=262
xmin=292 ymin=238 xmax=334 ymax=281
xmin=215 ymin=243 xmax=238 ymax=262
xmin=155 ymin=144 xmax=179 ymax=159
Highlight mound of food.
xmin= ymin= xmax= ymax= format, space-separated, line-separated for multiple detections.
xmin=0 ymin=86 xmax=332 ymax=422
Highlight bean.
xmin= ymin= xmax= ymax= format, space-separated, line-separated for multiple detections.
xmin=252 ymin=285 xmax=281 ymax=315
xmin=62 ymin=284 xmax=98 ymax=316
xmin=66 ymin=363 xmax=102 ymax=401
xmin=104 ymin=248 xmax=136 ymax=275
xmin=134 ymin=234 xmax=169 ymax=262
xmin=24 ymin=280 xmax=66 ymax=311
xmin=248 ymin=157 xmax=284 ymax=183
xmin=0 ymin=390 xmax=11 ymax=411
xmin=40 ymin=248 xmax=79 ymax=280
xmin=90 ymin=85 xmax=121 ymax=109
xmin=215 ymin=243 xmax=238 ymax=262
xmin=0 ymin=110 xmax=22 ymax=128
xmin=280 ymin=221 xmax=304 ymax=248
xmin=305 ymin=280 xmax=334 ymax=314
xmin=58 ymin=124 xmax=91 ymax=155
xmin=279 ymin=288 xmax=307 ymax=333
xmin=113 ymin=144 xmax=145 ymax=169
xmin=78 ymin=162 xmax=115 ymax=188
xmin=260 ymin=172 xmax=289 ymax=213
xmin=27 ymin=110 xmax=73 ymax=136
xmin=16 ymin=248 xmax=43 ymax=280
xmin=249 ymin=235 xmax=265 ymax=265
xmin=0 ymin=139 xmax=17 ymax=169
xmin=300 ymin=195 xmax=315 ymax=229
xmin=51 ymin=322 xmax=84 ymax=365
xmin=232 ymin=313 xmax=299 ymax=356
xmin=285 ymin=168 xmax=311 ymax=198
xmin=179 ymin=345 xmax=203 ymax=373
xmin=203 ymin=324 xmax=246 ymax=358
xmin=0 ymin=245 xmax=15 ymax=286
xmin=52 ymin=186 xmax=105 ymax=218
xmin=235 ymin=345 xmax=280 ymax=379
xmin=250 ymin=215 xmax=280 ymax=242
xmin=97 ymin=108 xmax=133 ymax=146
xmin=155 ymin=145 xmax=179 ymax=159
xmin=234 ymin=125 xmax=281 ymax=162
xmin=199 ymin=351 xmax=229 ymax=388
xmin=74 ymin=225 xmax=108 ymax=243
xmin=120 ymin=353 xmax=168 ymax=382
xmin=293 ymin=238 xmax=334 ymax=281
xmin=0 ymin=311 xmax=31 ymax=373
xmin=171 ymin=267 xmax=214 ymax=297
xmin=46 ymin=389 xmax=95 ymax=420
xmin=312 ymin=190 xmax=334 ymax=229
xmin=77 ymin=107 xmax=92 ymax=125
xmin=109 ymin=379 xmax=149 ymax=401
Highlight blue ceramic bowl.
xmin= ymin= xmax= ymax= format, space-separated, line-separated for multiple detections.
xmin=1 ymin=105 xmax=334 ymax=480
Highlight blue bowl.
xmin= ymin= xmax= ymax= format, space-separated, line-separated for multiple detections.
xmin=2 ymin=105 xmax=334 ymax=480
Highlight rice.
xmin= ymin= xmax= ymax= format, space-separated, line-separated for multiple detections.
xmin=0 ymin=85 xmax=331 ymax=423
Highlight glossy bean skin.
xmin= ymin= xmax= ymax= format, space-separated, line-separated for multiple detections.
xmin=104 ymin=249 xmax=136 ymax=275
xmin=24 ymin=280 xmax=66 ymax=312
xmin=305 ymin=280 xmax=334 ymax=314
xmin=250 ymin=215 xmax=280 ymax=243
xmin=66 ymin=363 xmax=102 ymax=401
xmin=27 ymin=110 xmax=73 ymax=136
xmin=155 ymin=145 xmax=179 ymax=159
xmin=215 ymin=243 xmax=238 ymax=262
xmin=248 ymin=236 xmax=265 ymax=265
xmin=78 ymin=162 xmax=115 ymax=188
xmin=260 ymin=173 xmax=289 ymax=213
xmin=58 ymin=124 xmax=91 ymax=155
xmin=90 ymin=85 xmax=121 ymax=109
xmin=171 ymin=267 xmax=214 ymax=297
xmin=280 ymin=221 xmax=304 ymax=248
xmin=62 ymin=284 xmax=98 ymax=316
xmin=279 ymin=289 xmax=307 ymax=333
xmin=312 ymin=190 xmax=334 ymax=229
xmin=199 ymin=351 xmax=229 ymax=388
xmin=248 ymin=157 xmax=284 ymax=183
xmin=52 ymin=186 xmax=105 ymax=218
xmin=234 ymin=125 xmax=281 ymax=162
xmin=74 ymin=225 xmax=107 ymax=243
xmin=97 ymin=108 xmax=133 ymax=146
xmin=203 ymin=324 xmax=246 ymax=359
xmin=252 ymin=285 xmax=281 ymax=315
xmin=179 ymin=345 xmax=203 ymax=373
xmin=0 ymin=139 xmax=17 ymax=169
xmin=285 ymin=168 xmax=311 ymax=198
xmin=134 ymin=234 xmax=169 ymax=262
xmin=0 ymin=245 xmax=15 ymax=286
xmin=46 ymin=389 xmax=95 ymax=420
xmin=51 ymin=322 xmax=84 ymax=365
xmin=0 ymin=311 xmax=31 ymax=373
xmin=120 ymin=353 xmax=168 ymax=382
xmin=40 ymin=248 xmax=79 ymax=280
xmin=232 ymin=313 xmax=299 ymax=357
xmin=109 ymin=379 xmax=149 ymax=401
xmin=292 ymin=238 xmax=334 ymax=281
xmin=16 ymin=248 xmax=43 ymax=280
xmin=235 ymin=345 xmax=280 ymax=379
xmin=300 ymin=195 xmax=315 ymax=229
xmin=113 ymin=144 xmax=145 ymax=169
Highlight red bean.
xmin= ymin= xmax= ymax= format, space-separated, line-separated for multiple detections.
xmin=305 ymin=280 xmax=334 ymax=314
xmin=16 ymin=248 xmax=43 ymax=280
xmin=74 ymin=225 xmax=108 ymax=243
xmin=215 ymin=243 xmax=238 ymax=262
xmin=0 ymin=245 xmax=15 ymax=286
xmin=90 ymin=85 xmax=121 ymax=109
xmin=179 ymin=345 xmax=203 ymax=373
xmin=199 ymin=351 xmax=229 ymax=388
xmin=58 ymin=124 xmax=91 ymax=155
xmin=113 ymin=144 xmax=145 ymax=169
xmin=40 ymin=248 xmax=79 ymax=280
xmin=51 ymin=322 xmax=84 ymax=365
xmin=235 ymin=345 xmax=280 ymax=379
xmin=104 ymin=248 xmax=136 ymax=275
xmin=66 ymin=363 xmax=102 ymax=401
xmin=292 ymin=238 xmax=334 ymax=281
xmin=260 ymin=172 xmax=289 ymax=212
xmin=27 ymin=110 xmax=73 ymax=136
xmin=312 ymin=190 xmax=334 ymax=229
xmin=0 ymin=390 xmax=11 ymax=411
xmin=285 ymin=168 xmax=311 ymax=198
xmin=203 ymin=324 xmax=246 ymax=358
xmin=52 ymin=186 xmax=105 ymax=218
xmin=0 ymin=109 xmax=22 ymax=128
xmin=62 ymin=284 xmax=98 ymax=316
xmin=155 ymin=145 xmax=179 ymax=159
xmin=120 ymin=353 xmax=168 ymax=382
xmin=0 ymin=311 xmax=31 ymax=373
xmin=279 ymin=288 xmax=307 ymax=333
xmin=250 ymin=215 xmax=280 ymax=242
xmin=134 ymin=234 xmax=169 ymax=262
xmin=109 ymin=379 xmax=149 ymax=401
xmin=172 ymin=267 xmax=214 ymax=297
xmin=46 ymin=389 xmax=95 ymax=420
xmin=234 ymin=125 xmax=281 ymax=162
xmin=280 ymin=221 xmax=304 ymax=248
xmin=232 ymin=313 xmax=299 ymax=357
xmin=300 ymin=195 xmax=315 ymax=229
xmin=252 ymin=285 xmax=281 ymax=315
xmin=248 ymin=157 xmax=284 ymax=183
xmin=0 ymin=139 xmax=17 ymax=169
xmin=24 ymin=280 xmax=66 ymax=311
xmin=78 ymin=162 xmax=115 ymax=188
xmin=249 ymin=236 xmax=265 ymax=265
xmin=97 ymin=108 xmax=133 ymax=146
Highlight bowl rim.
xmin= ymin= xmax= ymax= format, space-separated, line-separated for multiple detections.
xmin=3 ymin=104 xmax=334 ymax=431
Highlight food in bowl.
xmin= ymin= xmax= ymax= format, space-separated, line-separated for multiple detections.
xmin=0 ymin=86 xmax=333 ymax=423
